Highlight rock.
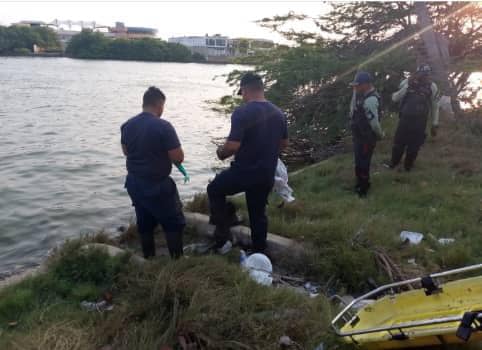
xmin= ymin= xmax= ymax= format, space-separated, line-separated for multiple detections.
xmin=82 ymin=243 xmax=145 ymax=265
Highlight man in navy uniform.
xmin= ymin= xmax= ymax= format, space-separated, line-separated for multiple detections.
xmin=207 ymin=73 xmax=288 ymax=254
xmin=121 ymin=86 xmax=186 ymax=259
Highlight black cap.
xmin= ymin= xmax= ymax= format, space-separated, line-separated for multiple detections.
xmin=416 ymin=63 xmax=432 ymax=76
xmin=237 ymin=72 xmax=263 ymax=95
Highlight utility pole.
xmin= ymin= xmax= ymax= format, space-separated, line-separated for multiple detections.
xmin=415 ymin=1 xmax=461 ymax=117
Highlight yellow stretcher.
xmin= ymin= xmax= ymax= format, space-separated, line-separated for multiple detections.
xmin=331 ymin=264 xmax=482 ymax=349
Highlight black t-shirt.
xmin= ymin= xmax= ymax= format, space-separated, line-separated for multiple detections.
xmin=228 ymin=101 xmax=288 ymax=177
xmin=121 ymin=112 xmax=180 ymax=181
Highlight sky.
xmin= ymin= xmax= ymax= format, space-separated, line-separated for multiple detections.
xmin=0 ymin=0 xmax=329 ymax=43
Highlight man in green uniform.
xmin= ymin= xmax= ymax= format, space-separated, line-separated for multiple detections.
xmin=388 ymin=63 xmax=439 ymax=171
xmin=349 ymin=71 xmax=384 ymax=197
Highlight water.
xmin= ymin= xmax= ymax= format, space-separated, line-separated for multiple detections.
xmin=0 ymin=57 xmax=239 ymax=276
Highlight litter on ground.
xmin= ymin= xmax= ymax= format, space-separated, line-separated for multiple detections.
xmin=240 ymin=250 xmax=273 ymax=286
xmin=400 ymin=230 xmax=424 ymax=245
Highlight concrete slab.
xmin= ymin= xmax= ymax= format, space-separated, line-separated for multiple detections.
xmin=184 ymin=212 xmax=304 ymax=259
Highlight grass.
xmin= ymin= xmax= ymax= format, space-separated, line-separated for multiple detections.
xmin=189 ymin=113 xmax=482 ymax=293
xmin=1 ymin=113 xmax=480 ymax=349
xmin=0 ymin=238 xmax=339 ymax=349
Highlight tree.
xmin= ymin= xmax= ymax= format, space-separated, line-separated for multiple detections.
xmin=65 ymin=31 xmax=195 ymax=62
xmin=0 ymin=25 xmax=60 ymax=54
xmin=65 ymin=30 xmax=108 ymax=58
xmin=415 ymin=2 xmax=460 ymax=115
xmin=227 ymin=2 xmax=481 ymax=144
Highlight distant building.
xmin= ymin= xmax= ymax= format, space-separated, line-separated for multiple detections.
xmin=107 ymin=22 xmax=157 ymax=39
xmin=230 ymin=38 xmax=275 ymax=56
xmin=168 ymin=34 xmax=275 ymax=59
xmin=168 ymin=34 xmax=229 ymax=57
xmin=56 ymin=30 xmax=80 ymax=49
xmin=12 ymin=19 xmax=157 ymax=49
xmin=12 ymin=20 xmax=46 ymax=27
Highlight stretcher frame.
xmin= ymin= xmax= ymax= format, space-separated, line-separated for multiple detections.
xmin=331 ymin=264 xmax=482 ymax=342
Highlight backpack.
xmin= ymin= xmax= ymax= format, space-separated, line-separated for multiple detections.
xmin=351 ymin=90 xmax=382 ymax=143
xmin=400 ymin=80 xmax=432 ymax=123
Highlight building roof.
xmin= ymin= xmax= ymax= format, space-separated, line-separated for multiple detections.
xmin=126 ymin=27 xmax=157 ymax=34
xmin=20 ymin=20 xmax=46 ymax=24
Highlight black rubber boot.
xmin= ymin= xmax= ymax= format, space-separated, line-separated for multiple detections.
xmin=139 ymin=232 xmax=156 ymax=259
xmin=356 ymin=178 xmax=370 ymax=198
xmin=165 ymin=231 xmax=183 ymax=259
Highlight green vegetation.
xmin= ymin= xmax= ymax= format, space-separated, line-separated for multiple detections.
xmin=2 ymin=114 xmax=479 ymax=350
xmin=66 ymin=30 xmax=206 ymax=62
xmin=0 ymin=236 xmax=337 ymax=349
xmin=0 ymin=25 xmax=61 ymax=54
xmin=220 ymin=2 xmax=481 ymax=145
xmin=187 ymin=114 xmax=482 ymax=293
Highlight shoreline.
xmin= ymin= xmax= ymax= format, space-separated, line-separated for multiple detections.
xmin=0 ymin=54 xmax=243 ymax=65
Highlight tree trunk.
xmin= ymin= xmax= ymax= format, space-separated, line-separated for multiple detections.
xmin=415 ymin=2 xmax=462 ymax=117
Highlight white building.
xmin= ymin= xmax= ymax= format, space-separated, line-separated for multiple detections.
xmin=168 ymin=34 xmax=229 ymax=57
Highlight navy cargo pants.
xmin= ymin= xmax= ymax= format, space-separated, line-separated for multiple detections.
xmin=391 ymin=122 xmax=426 ymax=171
xmin=353 ymin=139 xmax=376 ymax=197
xmin=207 ymin=167 xmax=273 ymax=252
xmin=125 ymin=175 xmax=185 ymax=259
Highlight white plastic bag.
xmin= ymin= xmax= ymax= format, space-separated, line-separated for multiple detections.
xmin=273 ymin=158 xmax=295 ymax=203
xmin=242 ymin=252 xmax=273 ymax=286
xmin=400 ymin=231 xmax=424 ymax=245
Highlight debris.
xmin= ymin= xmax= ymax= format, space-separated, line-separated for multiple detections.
xmin=183 ymin=242 xmax=214 ymax=255
xmin=217 ymin=240 xmax=233 ymax=255
xmin=303 ymin=282 xmax=321 ymax=298
xmin=80 ymin=300 xmax=113 ymax=312
xmin=408 ymin=258 xmax=417 ymax=265
xmin=240 ymin=250 xmax=273 ymax=286
xmin=279 ymin=335 xmax=294 ymax=346
xmin=273 ymin=158 xmax=295 ymax=203
xmin=313 ymin=341 xmax=325 ymax=350
xmin=438 ymin=238 xmax=455 ymax=245
xmin=400 ymin=231 xmax=424 ymax=245
xmin=177 ymin=332 xmax=206 ymax=349
xmin=279 ymin=335 xmax=303 ymax=349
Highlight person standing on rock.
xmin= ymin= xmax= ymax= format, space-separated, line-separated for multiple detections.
xmin=121 ymin=86 xmax=187 ymax=259
xmin=387 ymin=63 xmax=439 ymax=171
xmin=349 ymin=71 xmax=384 ymax=197
xmin=207 ymin=72 xmax=289 ymax=254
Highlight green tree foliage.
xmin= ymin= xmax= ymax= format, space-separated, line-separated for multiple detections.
xmin=0 ymin=25 xmax=60 ymax=54
xmin=228 ymin=2 xmax=480 ymax=143
xmin=66 ymin=30 xmax=197 ymax=62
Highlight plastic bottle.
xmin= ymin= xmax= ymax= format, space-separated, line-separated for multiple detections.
xmin=240 ymin=249 xmax=248 ymax=267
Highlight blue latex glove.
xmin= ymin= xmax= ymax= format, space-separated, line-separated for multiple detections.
xmin=175 ymin=163 xmax=190 ymax=184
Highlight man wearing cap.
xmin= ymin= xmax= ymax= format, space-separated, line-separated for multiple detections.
xmin=349 ymin=71 xmax=384 ymax=197
xmin=207 ymin=72 xmax=288 ymax=254
xmin=388 ymin=63 xmax=439 ymax=171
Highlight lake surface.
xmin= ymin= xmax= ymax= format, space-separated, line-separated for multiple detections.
xmin=0 ymin=57 xmax=239 ymax=276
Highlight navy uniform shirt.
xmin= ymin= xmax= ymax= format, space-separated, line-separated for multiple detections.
xmin=228 ymin=101 xmax=288 ymax=177
xmin=121 ymin=112 xmax=180 ymax=182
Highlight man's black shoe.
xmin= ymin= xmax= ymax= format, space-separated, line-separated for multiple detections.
xmin=383 ymin=160 xmax=395 ymax=169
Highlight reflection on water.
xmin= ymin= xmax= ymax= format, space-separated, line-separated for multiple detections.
xmin=0 ymin=57 xmax=240 ymax=275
